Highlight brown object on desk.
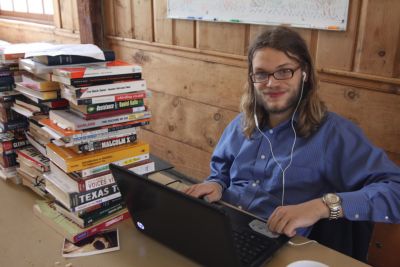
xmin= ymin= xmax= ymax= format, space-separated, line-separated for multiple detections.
xmin=0 ymin=179 xmax=370 ymax=267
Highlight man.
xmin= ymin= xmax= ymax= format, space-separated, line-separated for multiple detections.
xmin=185 ymin=27 xmax=400 ymax=238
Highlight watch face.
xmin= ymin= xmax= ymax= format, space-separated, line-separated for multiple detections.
xmin=325 ymin=193 xmax=340 ymax=204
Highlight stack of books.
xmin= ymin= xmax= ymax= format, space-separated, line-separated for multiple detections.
xmin=32 ymin=55 xmax=154 ymax=243
xmin=0 ymin=41 xmax=30 ymax=181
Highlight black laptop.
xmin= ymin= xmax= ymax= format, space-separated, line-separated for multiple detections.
xmin=110 ymin=164 xmax=289 ymax=267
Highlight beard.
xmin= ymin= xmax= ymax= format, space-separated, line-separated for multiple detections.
xmin=255 ymin=83 xmax=302 ymax=114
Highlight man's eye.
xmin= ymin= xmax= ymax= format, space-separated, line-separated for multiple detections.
xmin=255 ymin=72 xmax=268 ymax=79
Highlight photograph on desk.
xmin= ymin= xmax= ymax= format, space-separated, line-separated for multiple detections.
xmin=62 ymin=228 xmax=120 ymax=258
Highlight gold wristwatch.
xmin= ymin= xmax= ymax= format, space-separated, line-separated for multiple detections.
xmin=322 ymin=193 xmax=342 ymax=220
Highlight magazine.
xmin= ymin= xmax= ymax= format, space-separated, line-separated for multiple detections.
xmin=62 ymin=229 xmax=120 ymax=257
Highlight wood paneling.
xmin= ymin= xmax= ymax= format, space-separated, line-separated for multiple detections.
xmin=146 ymin=91 xmax=237 ymax=153
xmin=318 ymin=81 xmax=399 ymax=154
xmin=316 ymin=0 xmax=361 ymax=70
xmin=138 ymin=130 xmax=211 ymax=181
xmin=153 ymin=0 xmax=173 ymax=44
xmin=132 ymin=0 xmax=153 ymax=42
xmin=104 ymin=0 xmax=116 ymax=36
xmin=59 ymin=0 xmax=74 ymax=31
xmin=197 ymin=21 xmax=247 ymax=55
xmin=368 ymin=223 xmax=400 ymax=267
xmin=110 ymin=41 xmax=247 ymax=111
xmin=354 ymin=0 xmax=400 ymax=77
xmin=114 ymin=0 xmax=133 ymax=38
xmin=173 ymin=20 xmax=195 ymax=48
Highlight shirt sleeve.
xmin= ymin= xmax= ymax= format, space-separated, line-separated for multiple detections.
xmin=206 ymin=114 xmax=245 ymax=190
xmin=323 ymin=115 xmax=400 ymax=223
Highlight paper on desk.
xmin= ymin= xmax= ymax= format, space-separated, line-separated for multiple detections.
xmin=24 ymin=44 xmax=105 ymax=60
xmin=3 ymin=42 xmax=54 ymax=55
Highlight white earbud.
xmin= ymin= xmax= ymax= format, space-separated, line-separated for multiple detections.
xmin=302 ymin=72 xmax=307 ymax=81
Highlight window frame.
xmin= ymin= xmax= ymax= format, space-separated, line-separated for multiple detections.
xmin=0 ymin=0 xmax=54 ymax=25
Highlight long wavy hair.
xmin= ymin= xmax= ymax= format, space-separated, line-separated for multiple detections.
xmin=240 ymin=27 xmax=327 ymax=138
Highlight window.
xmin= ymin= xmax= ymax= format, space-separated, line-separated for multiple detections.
xmin=0 ymin=0 xmax=54 ymax=24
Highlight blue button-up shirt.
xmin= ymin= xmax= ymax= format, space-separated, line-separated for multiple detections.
xmin=207 ymin=112 xmax=400 ymax=235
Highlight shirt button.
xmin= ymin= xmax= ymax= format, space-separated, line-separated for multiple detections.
xmin=252 ymin=182 xmax=257 ymax=187
xmin=269 ymin=129 xmax=273 ymax=134
xmin=385 ymin=216 xmax=389 ymax=220
xmin=354 ymin=214 xmax=359 ymax=219
xmin=238 ymin=206 xmax=242 ymax=209
xmin=256 ymin=180 xmax=260 ymax=184
xmin=260 ymin=155 xmax=266 ymax=159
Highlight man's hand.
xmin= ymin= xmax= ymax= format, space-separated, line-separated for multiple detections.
xmin=184 ymin=182 xmax=223 ymax=202
xmin=267 ymin=198 xmax=330 ymax=237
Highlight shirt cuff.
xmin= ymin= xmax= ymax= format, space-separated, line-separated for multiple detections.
xmin=337 ymin=191 xmax=371 ymax=221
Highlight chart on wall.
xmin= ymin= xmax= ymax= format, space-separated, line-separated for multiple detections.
xmin=167 ymin=0 xmax=350 ymax=31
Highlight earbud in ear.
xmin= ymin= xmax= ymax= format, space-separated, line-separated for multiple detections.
xmin=302 ymin=72 xmax=307 ymax=81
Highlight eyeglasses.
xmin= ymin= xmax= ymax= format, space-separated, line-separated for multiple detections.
xmin=250 ymin=66 xmax=301 ymax=83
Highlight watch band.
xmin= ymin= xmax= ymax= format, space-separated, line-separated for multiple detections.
xmin=322 ymin=193 xmax=342 ymax=220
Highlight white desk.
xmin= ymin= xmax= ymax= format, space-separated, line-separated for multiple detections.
xmin=0 ymin=180 xmax=370 ymax=267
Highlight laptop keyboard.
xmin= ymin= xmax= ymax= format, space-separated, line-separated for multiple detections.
xmin=233 ymin=229 xmax=276 ymax=266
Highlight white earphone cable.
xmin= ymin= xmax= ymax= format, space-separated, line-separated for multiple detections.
xmin=254 ymin=74 xmax=305 ymax=206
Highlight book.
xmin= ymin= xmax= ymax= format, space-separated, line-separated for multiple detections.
xmin=61 ymin=90 xmax=147 ymax=105
xmin=0 ymin=90 xmax=20 ymax=103
xmin=69 ymin=99 xmax=144 ymax=115
xmin=20 ymin=73 xmax=60 ymax=91
xmin=56 ymin=199 xmax=124 ymax=228
xmin=62 ymin=229 xmax=120 ymax=257
xmin=45 ymin=173 xmax=121 ymax=211
xmin=49 ymin=157 xmax=152 ymax=193
xmin=61 ymin=79 xmax=146 ymax=98
xmin=46 ymin=141 xmax=149 ymax=173
xmin=33 ymin=200 xmax=130 ymax=243
xmin=72 ymin=134 xmax=137 ymax=153
xmin=16 ymin=145 xmax=50 ymax=172
xmin=19 ymin=58 xmax=106 ymax=75
xmin=12 ymin=103 xmax=44 ymax=117
xmin=52 ymin=72 xmax=142 ymax=87
xmin=0 ymin=120 xmax=28 ymax=132
xmin=71 ymin=106 xmax=146 ymax=120
xmin=0 ymin=152 xmax=17 ymax=168
xmin=77 ymin=152 xmax=150 ymax=178
xmin=0 ymin=133 xmax=28 ymax=154
xmin=39 ymin=117 xmax=149 ymax=146
xmin=33 ymin=50 xmax=115 ymax=66
xmin=49 ymin=109 xmax=151 ymax=130
xmin=15 ymin=83 xmax=59 ymax=100
xmin=53 ymin=60 xmax=142 ymax=79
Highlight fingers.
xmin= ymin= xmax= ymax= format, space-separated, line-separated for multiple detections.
xmin=267 ymin=206 xmax=298 ymax=237
xmin=183 ymin=182 xmax=222 ymax=202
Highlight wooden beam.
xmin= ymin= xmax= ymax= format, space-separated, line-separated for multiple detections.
xmin=76 ymin=0 xmax=104 ymax=48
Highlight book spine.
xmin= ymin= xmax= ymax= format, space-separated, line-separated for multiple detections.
xmin=0 ymin=152 xmax=17 ymax=167
xmin=55 ymin=73 xmax=142 ymax=87
xmin=81 ymin=202 xmax=125 ymax=227
xmin=66 ymin=79 xmax=146 ymax=98
xmin=63 ymin=122 xmax=145 ymax=145
xmin=70 ymin=183 xmax=120 ymax=207
xmin=0 ymin=120 xmax=28 ymax=132
xmin=65 ymin=142 xmax=150 ymax=172
xmin=73 ymin=110 xmax=151 ymax=130
xmin=41 ymin=51 xmax=115 ymax=66
xmin=80 ymin=172 xmax=115 ymax=192
xmin=80 ymin=106 xmax=146 ymax=120
xmin=16 ymin=147 xmax=50 ymax=172
xmin=80 ymin=99 xmax=144 ymax=114
xmin=76 ymin=134 xmax=137 ymax=153
xmin=79 ymin=152 xmax=150 ymax=177
xmin=73 ymin=210 xmax=130 ymax=243
xmin=0 ymin=138 xmax=28 ymax=153
xmin=72 ymin=191 xmax=122 ymax=212
xmin=72 ymin=91 xmax=147 ymax=105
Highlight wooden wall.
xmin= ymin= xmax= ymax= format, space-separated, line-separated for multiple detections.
xmin=104 ymin=0 xmax=400 ymax=180
xmin=0 ymin=0 xmax=399 ymax=181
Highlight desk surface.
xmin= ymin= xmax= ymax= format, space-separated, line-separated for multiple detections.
xmin=0 ymin=180 xmax=370 ymax=267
